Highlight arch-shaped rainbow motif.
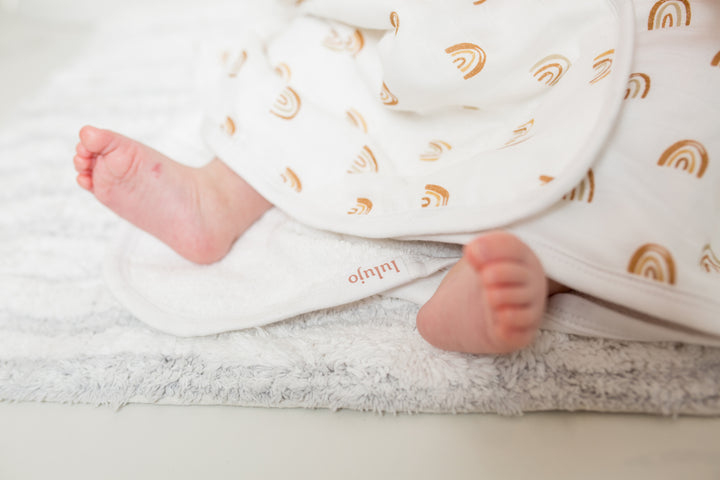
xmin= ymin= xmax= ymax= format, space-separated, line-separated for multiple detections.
xmin=445 ymin=43 xmax=486 ymax=80
xmin=346 ymin=109 xmax=368 ymax=133
xmin=270 ymin=87 xmax=302 ymax=120
xmin=625 ymin=73 xmax=651 ymax=99
xmin=390 ymin=12 xmax=400 ymax=35
xmin=380 ymin=82 xmax=399 ymax=106
xmin=347 ymin=146 xmax=379 ymax=174
xmin=420 ymin=141 xmax=452 ymax=162
xmin=222 ymin=50 xmax=248 ymax=77
xmin=539 ymin=175 xmax=554 ymax=185
xmin=628 ymin=243 xmax=676 ymax=285
xmin=563 ymin=169 xmax=595 ymax=203
xmin=712 ymin=51 xmax=720 ymax=67
xmin=701 ymin=244 xmax=720 ymax=273
xmin=421 ymin=184 xmax=450 ymax=208
xmin=281 ymin=167 xmax=302 ymax=193
xmin=348 ymin=198 xmax=373 ymax=215
xmin=274 ymin=63 xmax=292 ymax=83
xmin=590 ymin=50 xmax=614 ymax=84
xmin=648 ymin=0 xmax=691 ymax=30
xmin=657 ymin=140 xmax=708 ymax=179
xmin=323 ymin=28 xmax=365 ymax=56
xmin=504 ymin=119 xmax=535 ymax=147
xmin=530 ymin=54 xmax=571 ymax=86
xmin=221 ymin=116 xmax=237 ymax=136
xmin=473 ymin=0 xmax=487 ymax=4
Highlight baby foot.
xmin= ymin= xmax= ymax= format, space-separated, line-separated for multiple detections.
xmin=73 ymin=125 xmax=271 ymax=264
xmin=416 ymin=232 xmax=548 ymax=354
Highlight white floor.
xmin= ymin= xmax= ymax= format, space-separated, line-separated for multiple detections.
xmin=1 ymin=3 xmax=720 ymax=479
xmin=2 ymin=403 xmax=720 ymax=480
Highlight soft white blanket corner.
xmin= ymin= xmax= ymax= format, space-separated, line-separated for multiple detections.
xmin=1 ymin=1 xmax=719 ymax=415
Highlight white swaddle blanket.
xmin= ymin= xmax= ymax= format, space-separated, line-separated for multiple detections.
xmin=106 ymin=0 xmax=720 ymax=345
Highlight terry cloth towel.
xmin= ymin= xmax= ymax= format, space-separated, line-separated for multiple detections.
xmin=107 ymin=0 xmax=720 ymax=345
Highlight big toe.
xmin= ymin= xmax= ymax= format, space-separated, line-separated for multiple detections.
xmin=79 ymin=125 xmax=116 ymax=155
xmin=464 ymin=232 xmax=545 ymax=281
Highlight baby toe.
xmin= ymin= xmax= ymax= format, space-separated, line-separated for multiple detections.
xmin=481 ymin=263 xmax=530 ymax=287
xmin=79 ymin=125 xmax=116 ymax=155
xmin=492 ymin=316 xmax=537 ymax=351
xmin=73 ymin=155 xmax=93 ymax=172
xmin=76 ymin=173 xmax=93 ymax=191
xmin=496 ymin=302 xmax=542 ymax=330
xmin=76 ymin=142 xmax=93 ymax=158
xmin=485 ymin=284 xmax=533 ymax=309
xmin=465 ymin=231 xmax=537 ymax=267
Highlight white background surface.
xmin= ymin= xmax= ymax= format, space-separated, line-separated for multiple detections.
xmin=1 ymin=2 xmax=719 ymax=479
xmin=2 ymin=402 xmax=720 ymax=480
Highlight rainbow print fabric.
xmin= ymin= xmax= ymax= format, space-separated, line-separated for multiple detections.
xmin=188 ymin=0 xmax=720 ymax=340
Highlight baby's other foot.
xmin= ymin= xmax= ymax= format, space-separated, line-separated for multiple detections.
xmin=417 ymin=232 xmax=548 ymax=354
xmin=73 ymin=125 xmax=271 ymax=264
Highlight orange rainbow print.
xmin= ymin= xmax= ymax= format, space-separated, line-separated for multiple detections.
xmin=648 ymin=0 xmax=691 ymax=30
xmin=539 ymin=175 xmax=554 ymax=185
xmin=473 ymin=0 xmax=487 ymax=3
xmin=712 ymin=51 xmax=720 ymax=67
xmin=380 ymin=82 xmax=399 ymax=106
xmin=563 ymin=169 xmax=595 ymax=203
xmin=504 ymin=119 xmax=535 ymax=147
xmin=590 ymin=50 xmax=614 ymax=84
xmin=421 ymin=184 xmax=450 ymax=208
xmin=445 ymin=43 xmax=486 ymax=80
xmin=222 ymin=50 xmax=248 ymax=77
xmin=628 ymin=244 xmax=676 ymax=285
xmin=420 ymin=141 xmax=452 ymax=162
xmin=348 ymin=198 xmax=373 ymax=215
xmin=700 ymin=245 xmax=720 ymax=273
xmin=657 ymin=140 xmax=708 ymax=179
xmin=221 ymin=116 xmax=236 ymax=135
xmin=346 ymin=109 xmax=368 ymax=133
xmin=390 ymin=12 xmax=400 ymax=35
xmin=323 ymin=28 xmax=365 ymax=56
xmin=281 ymin=167 xmax=302 ymax=193
xmin=625 ymin=73 xmax=651 ymax=99
xmin=270 ymin=86 xmax=302 ymax=120
xmin=530 ymin=54 xmax=571 ymax=86
xmin=274 ymin=63 xmax=292 ymax=82
xmin=347 ymin=146 xmax=379 ymax=174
